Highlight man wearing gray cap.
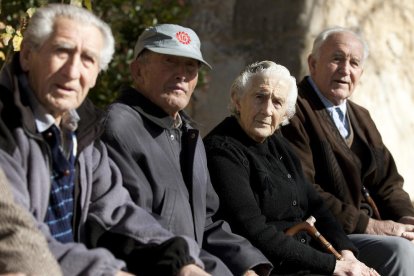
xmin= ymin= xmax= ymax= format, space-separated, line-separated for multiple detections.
xmin=101 ymin=24 xmax=272 ymax=276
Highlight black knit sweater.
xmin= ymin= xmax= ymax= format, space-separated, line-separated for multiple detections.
xmin=204 ymin=116 xmax=357 ymax=275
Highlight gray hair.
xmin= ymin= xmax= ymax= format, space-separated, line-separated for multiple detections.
xmin=310 ymin=26 xmax=369 ymax=64
xmin=23 ymin=4 xmax=114 ymax=71
xmin=229 ymin=60 xmax=298 ymax=126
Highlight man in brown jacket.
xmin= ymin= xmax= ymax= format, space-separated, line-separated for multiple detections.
xmin=282 ymin=26 xmax=414 ymax=275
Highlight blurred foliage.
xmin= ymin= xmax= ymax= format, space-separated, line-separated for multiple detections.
xmin=0 ymin=0 xmax=191 ymax=108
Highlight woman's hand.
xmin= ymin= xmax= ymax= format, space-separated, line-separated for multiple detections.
xmin=333 ymin=258 xmax=379 ymax=276
xmin=339 ymin=249 xmax=357 ymax=261
xmin=115 ymin=271 xmax=135 ymax=276
xmin=243 ymin=270 xmax=259 ymax=276
xmin=177 ymin=264 xmax=211 ymax=276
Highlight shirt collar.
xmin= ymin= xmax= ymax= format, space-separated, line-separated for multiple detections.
xmin=139 ymin=108 xmax=182 ymax=129
xmin=131 ymin=90 xmax=183 ymax=129
xmin=173 ymin=113 xmax=182 ymax=128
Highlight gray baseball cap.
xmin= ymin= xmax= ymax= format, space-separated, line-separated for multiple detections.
xmin=133 ymin=24 xmax=211 ymax=69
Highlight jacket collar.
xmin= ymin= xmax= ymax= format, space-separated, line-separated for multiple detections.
xmin=298 ymin=76 xmax=329 ymax=112
xmin=116 ymin=86 xmax=194 ymax=131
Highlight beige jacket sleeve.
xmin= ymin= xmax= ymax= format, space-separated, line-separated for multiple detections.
xmin=0 ymin=169 xmax=62 ymax=276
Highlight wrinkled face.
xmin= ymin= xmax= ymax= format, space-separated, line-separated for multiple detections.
xmin=20 ymin=17 xmax=103 ymax=123
xmin=234 ymin=73 xmax=289 ymax=143
xmin=308 ymin=32 xmax=364 ymax=105
xmin=131 ymin=52 xmax=199 ymax=118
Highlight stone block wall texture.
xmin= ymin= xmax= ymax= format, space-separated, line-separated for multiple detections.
xmin=184 ymin=0 xmax=414 ymax=197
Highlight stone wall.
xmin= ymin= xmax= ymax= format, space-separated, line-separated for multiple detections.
xmin=184 ymin=0 xmax=414 ymax=197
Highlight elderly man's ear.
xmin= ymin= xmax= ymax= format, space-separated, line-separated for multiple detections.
xmin=130 ymin=59 xmax=143 ymax=84
xmin=19 ymin=42 xmax=32 ymax=72
xmin=307 ymin=54 xmax=317 ymax=75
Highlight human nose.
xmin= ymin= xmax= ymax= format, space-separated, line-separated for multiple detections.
xmin=338 ymin=60 xmax=351 ymax=75
xmin=174 ymin=63 xmax=187 ymax=80
xmin=262 ymin=99 xmax=274 ymax=115
xmin=62 ymin=55 xmax=81 ymax=79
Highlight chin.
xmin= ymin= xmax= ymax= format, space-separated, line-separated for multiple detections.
xmin=253 ymin=132 xmax=269 ymax=142
xmin=52 ymin=102 xmax=78 ymax=114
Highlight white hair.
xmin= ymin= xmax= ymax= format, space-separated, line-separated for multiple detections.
xmin=310 ymin=26 xmax=369 ymax=64
xmin=23 ymin=3 xmax=114 ymax=71
xmin=229 ymin=60 xmax=298 ymax=126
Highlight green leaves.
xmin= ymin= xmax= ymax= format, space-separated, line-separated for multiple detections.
xmin=0 ymin=6 xmax=34 ymax=62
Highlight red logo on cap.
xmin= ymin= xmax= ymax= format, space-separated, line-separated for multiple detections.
xmin=176 ymin=31 xmax=191 ymax=45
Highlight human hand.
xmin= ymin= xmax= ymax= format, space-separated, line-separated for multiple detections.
xmin=247 ymin=263 xmax=273 ymax=276
xmin=115 ymin=271 xmax=135 ymax=276
xmin=340 ymin=249 xmax=357 ymax=261
xmin=333 ymin=258 xmax=379 ymax=276
xmin=177 ymin=264 xmax=211 ymax=276
xmin=365 ymin=218 xmax=414 ymax=241
xmin=243 ymin=270 xmax=259 ymax=276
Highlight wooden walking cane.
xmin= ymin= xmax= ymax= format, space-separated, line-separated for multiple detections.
xmin=285 ymin=216 xmax=344 ymax=260
xmin=361 ymin=185 xmax=382 ymax=220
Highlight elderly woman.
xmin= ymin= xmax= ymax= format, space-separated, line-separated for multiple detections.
xmin=204 ymin=61 xmax=379 ymax=275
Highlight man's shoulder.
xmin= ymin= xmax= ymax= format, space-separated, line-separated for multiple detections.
xmin=347 ymin=99 xmax=370 ymax=115
xmin=102 ymin=101 xmax=154 ymax=149
xmin=104 ymin=88 xmax=157 ymax=126
xmin=106 ymin=101 xmax=138 ymax=115
xmin=105 ymin=102 xmax=144 ymax=126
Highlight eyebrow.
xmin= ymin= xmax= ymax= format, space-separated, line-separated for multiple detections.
xmin=273 ymin=94 xmax=285 ymax=103
xmin=332 ymin=51 xmax=346 ymax=57
xmin=53 ymin=40 xmax=74 ymax=49
xmin=256 ymin=90 xmax=285 ymax=101
xmin=332 ymin=51 xmax=361 ymax=60
xmin=53 ymin=41 xmax=100 ymax=61
xmin=257 ymin=90 xmax=270 ymax=94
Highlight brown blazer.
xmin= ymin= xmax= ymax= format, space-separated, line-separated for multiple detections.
xmin=281 ymin=76 xmax=414 ymax=234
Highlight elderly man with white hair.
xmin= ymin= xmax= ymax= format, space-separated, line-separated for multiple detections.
xmin=282 ymin=26 xmax=414 ymax=275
